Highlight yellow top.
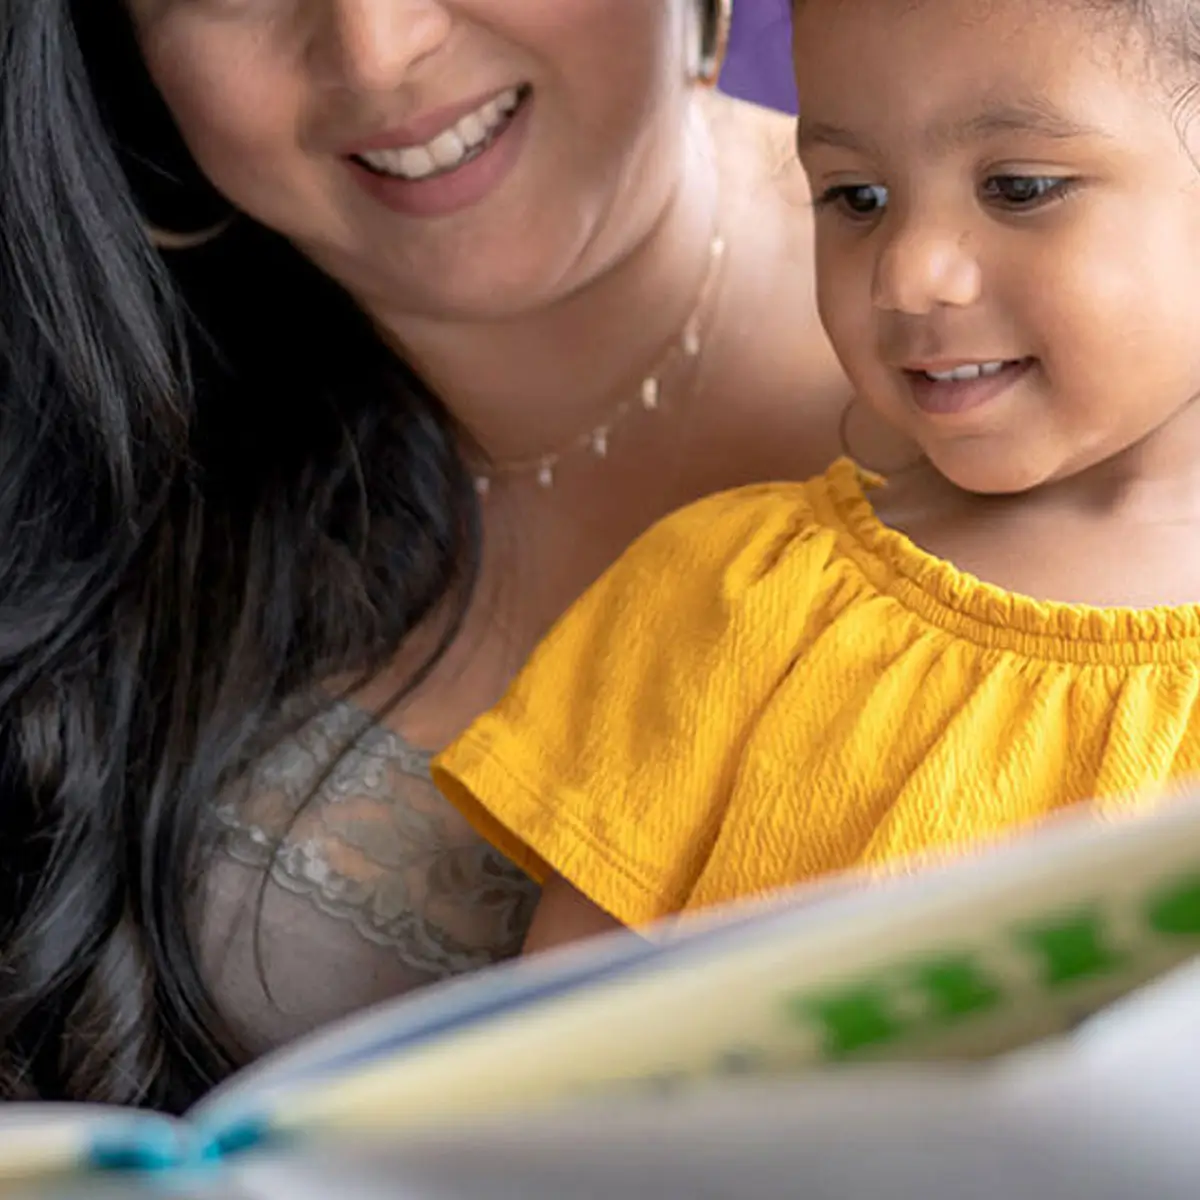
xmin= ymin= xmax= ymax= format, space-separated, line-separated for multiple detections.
xmin=433 ymin=459 xmax=1200 ymax=927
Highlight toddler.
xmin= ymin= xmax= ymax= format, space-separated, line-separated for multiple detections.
xmin=435 ymin=0 xmax=1200 ymax=951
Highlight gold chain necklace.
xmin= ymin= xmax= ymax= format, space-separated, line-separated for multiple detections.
xmin=473 ymin=227 xmax=726 ymax=496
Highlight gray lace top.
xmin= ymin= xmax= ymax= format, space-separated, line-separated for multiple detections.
xmin=199 ymin=700 xmax=539 ymax=1055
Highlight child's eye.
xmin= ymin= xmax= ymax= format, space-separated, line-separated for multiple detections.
xmin=817 ymin=183 xmax=889 ymax=219
xmin=981 ymin=175 xmax=1073 ymax=209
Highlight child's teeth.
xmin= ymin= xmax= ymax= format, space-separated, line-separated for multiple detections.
xmin=923 ymin=360 xmax=1009 ymax=382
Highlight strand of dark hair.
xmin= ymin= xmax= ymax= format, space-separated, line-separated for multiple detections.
xmin=0 ymin=0 xmax=480 ymax=1110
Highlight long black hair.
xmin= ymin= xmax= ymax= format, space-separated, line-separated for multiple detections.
xmin=0 ymin=0 xmax=479 ymax=1110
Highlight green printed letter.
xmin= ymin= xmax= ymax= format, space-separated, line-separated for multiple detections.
xmin=1145 ymin=872 xmax=1200 ymax=936
xmin=1015 ymin=909 xmax=1124 ymax=986
xmin=910 ymin=955 xmax=1004 ymax=1023
xmin=788 ymin=983 xmax=904 ymax=1057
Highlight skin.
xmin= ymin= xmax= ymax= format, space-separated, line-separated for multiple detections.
xmin=122 ymin=2 xmax=868 ymax=959
xmin=529 ymin=0 xmax=1200 ymax=953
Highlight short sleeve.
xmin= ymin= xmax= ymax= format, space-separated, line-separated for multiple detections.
xmin=432 ymin=483 xmax=831 ymax=927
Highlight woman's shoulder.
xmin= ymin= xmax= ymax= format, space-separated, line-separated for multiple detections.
xmin=692 ymin=93 xmax=859 ymax=479
xmin=704 ymin=91 xmax=808 ymax=210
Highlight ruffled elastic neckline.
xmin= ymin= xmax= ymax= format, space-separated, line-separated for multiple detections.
xmin=818 ymin=458 xmax=1200 ymax=664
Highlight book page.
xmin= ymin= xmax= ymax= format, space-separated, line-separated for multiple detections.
xmin=197 ymin=789 xmax=1200 ymax=1144
xmin=217 ymin=956 xmax=1200 ymax=1199
xmin=0 ymin=1108 xmax=186 ymax=1186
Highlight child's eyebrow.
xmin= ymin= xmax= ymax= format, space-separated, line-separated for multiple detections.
xmin=795 ymin=120 xmax=872 ymax=156
xmin=796 ymin=100 xmax=1107 ymax=157
xmin=949 ymin=101 xmax=1107 ymax=146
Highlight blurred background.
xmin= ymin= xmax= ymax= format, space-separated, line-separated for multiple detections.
xmin=721 ymin=0 xmax=797 ymax=114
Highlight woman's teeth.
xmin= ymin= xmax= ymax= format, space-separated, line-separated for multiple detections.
xmin=356 ymin=87 xmax=525 ymax=182
xmin=922 ymin=360 xmax=1011 ymax=382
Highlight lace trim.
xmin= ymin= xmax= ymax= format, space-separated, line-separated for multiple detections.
xmin=214 ymin=699 xmax=539 ymax=979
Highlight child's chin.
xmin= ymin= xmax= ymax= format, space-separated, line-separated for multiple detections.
xmin=928 ymin=447 xmax=1048 ymax=497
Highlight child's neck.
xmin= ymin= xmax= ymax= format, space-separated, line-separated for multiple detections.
xmin=872 ymin=399 xmax=1200 ymax=609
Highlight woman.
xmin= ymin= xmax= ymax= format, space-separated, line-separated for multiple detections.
xmin=0 ymin=0 xmax=870 ymax=1109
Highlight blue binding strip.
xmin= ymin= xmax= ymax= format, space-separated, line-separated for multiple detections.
xmin=86 ymin=1113 xmax=270 ymax=1174
xmin=87 ymin=1118 xmax=191 ymax=1173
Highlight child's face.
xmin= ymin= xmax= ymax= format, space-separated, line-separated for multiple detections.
xmin=795 ymin=0 xmax=1200 ymax=495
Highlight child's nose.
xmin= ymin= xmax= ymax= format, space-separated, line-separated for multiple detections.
xmin=872 ymin=223 xmax=982 ymax=315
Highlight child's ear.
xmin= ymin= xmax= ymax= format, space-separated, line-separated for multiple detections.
xmin=522 ymin=874 xmax=625 ymax=956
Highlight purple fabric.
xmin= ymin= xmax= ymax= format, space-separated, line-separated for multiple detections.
xmin=719 ymin=0 xmax=797 ymax=114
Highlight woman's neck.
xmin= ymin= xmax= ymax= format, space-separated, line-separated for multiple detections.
xmin=369 ymin=97 xmax=723 ymax=466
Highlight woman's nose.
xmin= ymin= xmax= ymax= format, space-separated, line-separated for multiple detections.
xmin=310 ymin=0 xmax=453 ymax=93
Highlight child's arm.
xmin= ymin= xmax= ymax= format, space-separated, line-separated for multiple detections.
xmin=434 ymin=483 xmax=823 ymax=933
xmin=522 ymin=873 xmax=624 ymax=955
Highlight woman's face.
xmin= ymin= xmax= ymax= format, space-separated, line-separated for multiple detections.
xmin=126 ymin=1 xmax=698 ymax=320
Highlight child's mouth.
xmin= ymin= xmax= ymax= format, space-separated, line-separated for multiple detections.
xmin=904 ymin=357 xmax=1034 ymax=416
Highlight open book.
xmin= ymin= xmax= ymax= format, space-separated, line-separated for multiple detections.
xmin=5 ymin=789 xmax=1200 ymax=1196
